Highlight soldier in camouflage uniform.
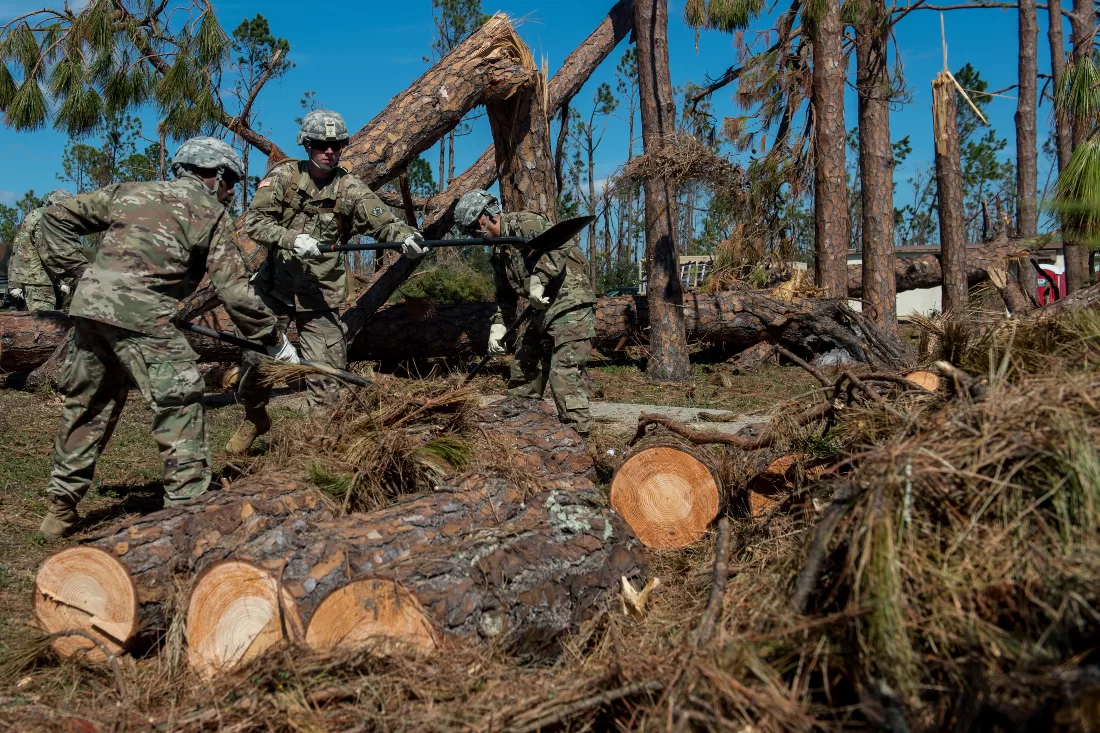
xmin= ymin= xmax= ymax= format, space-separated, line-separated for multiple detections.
xmin=455 ymin=190 xmax=596 ymax=435
xmin=227 ymin=109 xmax=428 ymax=454
xmin=8 ymin=189 xmax=75 ymax=311
xmin=35 ymin=137 xmax=296 ymax=538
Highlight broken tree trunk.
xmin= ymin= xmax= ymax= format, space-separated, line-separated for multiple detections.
xmin=610 ymin=435 xmax=723 ymax=548
xmin=347 ymin=0 xmax=635 ymax=326
xmin=33 ymin=474 xmax=331 ymax=661
xmin=0 ymin=289 xmax=912 ymax=371
xmin=932 ymin=72 xmax=968 ymax=315
xmin=845 ymin=239 xmax=1029 ymax=299
xmin=338 ymin=14 xmax=536 ymax=188
xmin=186 ymin=475 xmax=645 ymax=676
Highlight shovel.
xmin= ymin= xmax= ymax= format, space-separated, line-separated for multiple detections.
xmin=176 ymin=321 xmax=375 ymax=388
xmin=323 ymin=215 xmax=596 ymax=254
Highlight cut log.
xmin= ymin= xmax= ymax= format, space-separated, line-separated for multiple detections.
xmin=610 ymin=438 xmax=722 ymax=549
xmin=0 ymin=289 xmax=913 ymax=371
xmin=902 ymin=369 xmax=941 ymax=392
xmin=744 ymin=453 xmax=828 ymax=522
xmin=187 ymin=474 xmax=643 ymax=676
xmin=33 ymin=474 xmax=330 ymax=661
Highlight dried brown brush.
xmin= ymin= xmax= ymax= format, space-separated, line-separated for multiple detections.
xmin=273 ymin=380 xmax=479 ymax=514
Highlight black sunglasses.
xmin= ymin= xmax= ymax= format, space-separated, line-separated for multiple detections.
xmin=308 ymin=140 xmax=346 ymax=152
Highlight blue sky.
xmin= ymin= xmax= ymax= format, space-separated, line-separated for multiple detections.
xmin=0 ymin=0 xmax=1062 ymax=217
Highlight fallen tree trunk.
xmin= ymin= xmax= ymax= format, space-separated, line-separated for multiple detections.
xmin=187 ymin=474 xmax=644 ymax=676
xmin=476 ymin=396 xmax=595 ymax=478
xmin=0 ymin=290 xmax=910 ymax=371
xmin=33 ymin=474 xmax=331 ymax=661
xmin=846 ymin=240 xmax=1031 ymax=299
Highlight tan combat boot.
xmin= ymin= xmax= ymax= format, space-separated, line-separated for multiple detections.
xmin=225 ymin=407 xmax=271 ymax=455
xmin=39 ymin=495 xmax=82 ymax=539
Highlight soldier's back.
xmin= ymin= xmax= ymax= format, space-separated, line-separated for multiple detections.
xmin=68 ymin=177 xmax=228 ymax=334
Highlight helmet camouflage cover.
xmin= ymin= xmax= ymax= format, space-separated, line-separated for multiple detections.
xmin=454 ymin=189 xmax=502 ymax=229
xmin=297 ymin=109 xmax=349 ymax=146
xmin=44 ymin=189 xmax=73 ymax=205
xmin=171 ymin=136 xmax=246 ymax=181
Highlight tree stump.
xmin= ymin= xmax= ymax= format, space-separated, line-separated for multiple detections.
xmin=610 ymin=436 xmax=723 ymax=549
xmin=33 ymin=474 xmax=330 ymax=661
xmin=187 ymin=475 xmax=644 ymax=676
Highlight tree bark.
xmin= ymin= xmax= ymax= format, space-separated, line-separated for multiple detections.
xmin=186 ymin=475 xmax=645 ymax=676
xmin=846 ymin=239 xmax=1030 ymax=297
xmin=1048 ymin=0 xmax=1071 ymax=174
xmin=635 ymin=0 xmax=692 ymax=381
xmin=33 ymin=474 xmax=331 ymax=661
xmin=933 ymin=72 xmax=969 ymax=315
xmin=0 ymin=289 xmax=914 ymax=371
xmin=809 ymin=0 xmax=849 ymax=298
xmin=1015 ymin=0 xmax=1039 ymax=298
xmin=338 ymin=14 xmax=535 ymax=189
xmin=486 ymin=70 xmax=558 ymax=219
xmin=1063 ymin=0 xmax=1093 ymax=291
xmin=347 ymin=0 xmax=635 ymax=332
xmin=855 ymin=0 xmax=899 ymax=336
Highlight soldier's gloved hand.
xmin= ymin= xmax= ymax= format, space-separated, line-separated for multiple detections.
xmin=266 ymin=332 xmax=300 ymax=365
xmin=487 ymin=323 xmax=507 ymax=354
xmin=9 ymin=288 xmax=22 ymax=299
xmin=527 ymin=276 xmax=550 ymax=309
xmin=59 ymin=282 xmax=71 ymax=296
xmin=401 ymin=232 xmax=429 ymax=260
xmin=293 ymin=233 xmax=322 ymax=258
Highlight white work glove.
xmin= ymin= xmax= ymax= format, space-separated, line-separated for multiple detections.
xmin=293 ymin=233 xmax=322 ymax=258
xmin=9 ymin=287 xmax=22 ymax=299
xmin=266 ymin=332 xmax=300 ymax=365
xmin=401 ymin=231 xmax=428 ymax=260
xmin=527 ymin=276 xmax=550 ymax=309
xmin=59 ymin=282 xmax=71 ymax=296
xmin=487 ymin=323 xmax=507 ymax=354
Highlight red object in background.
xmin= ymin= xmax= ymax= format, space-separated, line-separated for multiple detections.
xmin=1036 ymin=269 xmax=1066 ymax=305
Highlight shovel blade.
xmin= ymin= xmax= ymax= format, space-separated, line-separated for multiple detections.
xmin=525 ymin=215 xmax=596 ymax=253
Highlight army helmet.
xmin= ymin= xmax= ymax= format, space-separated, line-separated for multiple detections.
xmin=171 ymin=137 xmax=246 ymax=181
xmin=454 ymin=189 xmax=502 ymax=231
xmin=44 ymin=189 xmax=73 ymax=205
xmin=297 ymin=109 xmax=349 ymax=146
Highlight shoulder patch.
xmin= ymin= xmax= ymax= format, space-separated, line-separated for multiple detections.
xmin=257 ymin=178 xmax=272 ymax=189
xmin=371 ymin=206 xmax=384 ymax=218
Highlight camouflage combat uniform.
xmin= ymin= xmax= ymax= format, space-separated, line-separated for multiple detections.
xmin=8 ymin=208 xmax=63 ymax=311
xmin=491 ymin=211 xmax=596 ymax=434
xmin=239 ymin=159 xmax=417 ymax=410
xmin=39 ymin=176 xmax=277 ymax=507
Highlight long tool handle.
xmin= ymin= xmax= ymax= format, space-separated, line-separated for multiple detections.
xmin=177 ymin=321 xmax=374 ymax=388
xmin=463 ymin=306 xmax=535 ymax=384
xmin=324 ymin=236 xmax=526 ymax=253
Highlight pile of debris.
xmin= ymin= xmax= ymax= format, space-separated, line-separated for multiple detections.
xmin=8 ymin=308 xmax=1100 ymax=730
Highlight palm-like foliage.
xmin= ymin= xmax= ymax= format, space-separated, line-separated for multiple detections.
xmin=1052 ymin=56 xmax=1100 ymax=246
xmin=0 ymin=0 xmax=230 ymax=139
